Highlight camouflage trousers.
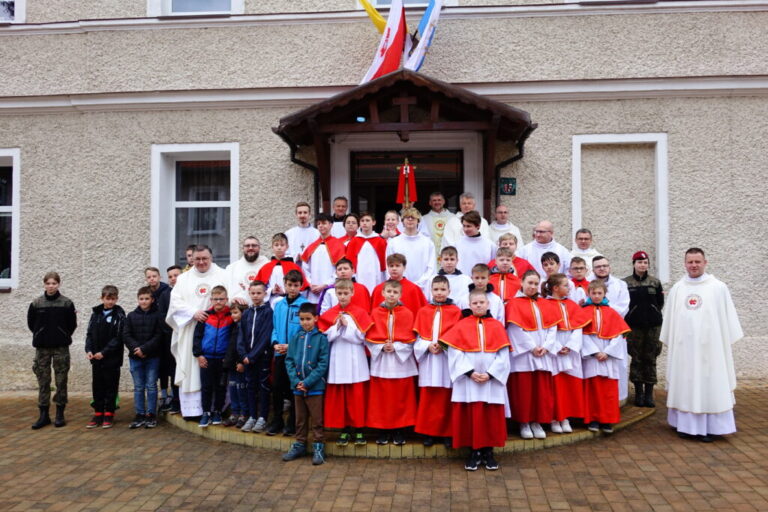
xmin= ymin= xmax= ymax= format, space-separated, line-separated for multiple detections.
xmin=627 ymin=326 xmax=662 ymax=385
xmin=32 ymin=347 xmax=70 ymax=407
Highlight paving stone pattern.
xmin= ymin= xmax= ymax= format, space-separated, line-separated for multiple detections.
xmin=0 ymin=382 xmax=766 ymax=511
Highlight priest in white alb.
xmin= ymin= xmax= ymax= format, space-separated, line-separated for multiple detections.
xmin=661 ymin=248 xmax=743 ymax=442
xmin=517 ymin=220 xmax=572 ymax=277
xmin=225 ymin=236 xmax=268 ymax=303
xmin=488 ymin=204 xmax=523 ymax=247
xmin=441 ymin=192 xmax=491 ymax=248
xmin=167 ymin=245 xmax=230 ymax=416
xmin=419 ymin=192 xmax=455 ymax=255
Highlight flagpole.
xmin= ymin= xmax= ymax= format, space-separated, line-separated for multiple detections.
xmin=403 ymin=158 xmax=411 ymax=210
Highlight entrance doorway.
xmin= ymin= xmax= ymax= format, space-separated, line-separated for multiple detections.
xmin=350 ymin=150 xmax=463 ymax=226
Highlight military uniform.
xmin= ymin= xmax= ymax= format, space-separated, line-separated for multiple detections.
xmin=623 ymin=271 xmax=663 ymax=405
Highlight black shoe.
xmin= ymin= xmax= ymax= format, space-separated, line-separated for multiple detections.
xmin=266 ymin=422 xmax=283 ymax=436
xmin=283 ymin=427 xmax=296 ymax=437
xmin=31 ymin=406 xmax=51 ymax=430
xmin=698 ymin=435 xmax=714 ymax=443
xmin=643 ymin=383 xmax=656 ymax=408
xmin=392 ymin=430 xmax=406 ymax=446
xmin=464 ymin=450 xmax=481 ymax=471
xmin=587 ymin=421 xmax=599 ymax=432
xmin=54 ymin=405 xmax=66 ymax=428
xmin=375 ymin=433 xmax=389 ymax=445
xmin=423 ymin=436 xmax=435 ymax=447
xmin=145 ymin=414 xmax=158 ymax=429
xmin=677 ymin=431 xmax=694 ymax=440
xmin=159 ymin=397 xmax=172 ymax=412
xmin=632 ymin=382 xmax=645 ymax=407
xmin=443 ymin=437 xmax=453 ymax=449
xmin=129 ymin=414 xmax=146 ymax=429
xmin=483 ymin=449 xmax=499 ymax=471
xmin=600 ymin=424 xmax=614 ymax=434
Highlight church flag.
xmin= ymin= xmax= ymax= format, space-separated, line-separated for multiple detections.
xmin=359 ymin=0 xmax=387 ymax=34
xmin=396 ymin=159 xmax=418 ymax=206
xmin=404 ymin=0 xmax=444 ymax=71
xmin=360 ymin=0 xmax=407 ymax=84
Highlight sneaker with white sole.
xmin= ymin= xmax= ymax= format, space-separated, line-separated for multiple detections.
xmin=531 ymin=422 xmax=546 ymax=439
xmin=253 ymin=417 xmax=267 ymax=433
xmin=551 ymin=420 xmax=563 ymax=434
xmin=241 ymin=417 xmax=256 ymax=432
xmin=520 ymin=422 xmax=533 ymax=439
xmin=560 ymin=419 xmax=573 ymax=433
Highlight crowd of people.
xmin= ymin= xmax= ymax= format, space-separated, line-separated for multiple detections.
xmin=26 ymin=192 xmax=743 ymax=471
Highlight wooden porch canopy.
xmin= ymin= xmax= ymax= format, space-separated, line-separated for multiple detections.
xmin=272 ymin=69 xmax=537 ymax=215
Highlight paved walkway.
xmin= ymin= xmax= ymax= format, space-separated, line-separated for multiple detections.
xmin=1 ymin=382 xmax=766 ymax=511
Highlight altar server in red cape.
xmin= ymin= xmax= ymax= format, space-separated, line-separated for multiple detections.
xmin=489 ymin=247 xmax=522 ymax=305
xmin=301 ymin=213 xmax=346 ymax=303
xmin=581 ymin=280 xmax=631 ymax=433
xmin=318 ymin=259 xmax=371 ymax=315
xmin=413 ymin=276 xmax=463 ymax=447
xmin=345 ymin=212 xmax=387 ymax=293
xmin=441 ymin=288 xmax=511 ymax=471
xmin=488 ymin=232 xmax=536 ymax=277
xmin=542 ymin=273 xmax=591 ymax=433
xmin=370 ymin=253 xmax=427 ymax=316
xmin=318 ymin=279 xmax=373 ymax=447
xmin=505 ymin=270 xmax=561 ymax=440
xmin=254 ymin=233 xmax=308 ymax=307
xmin=365 ymin=280 xmax=418 ymax=446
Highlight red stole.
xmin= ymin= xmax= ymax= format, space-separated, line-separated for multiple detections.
xmin=441 ymin=315 xmax=511 ymax=353
xmin=345 ymin=235 xmax=388 ymax=271
xmin=582 ymin=305 xmax=631 ymax=339
xmin=549 ymin=298 xmax=591 ymax=331
xmin=505 ymin=296 xmax=561 ymax=331
xmin=370 ymin=278 xmax=427 ymax=317
xmin=489 ymin=272 xmax=521 ymax=304
xmin=254 ymin=259 xmax=309 ymax=290
xmin=300 ymin=236 xmax=345 ymax=265
xmin=318 ymin=304 xmax=373 ymax=333
xmin=366 ymin=305 xmax=416 ymax=344
xmin=413 ymin=303 xmax=463 ymax=341
xmin=571 ymin=278 xmax=589 ymax=292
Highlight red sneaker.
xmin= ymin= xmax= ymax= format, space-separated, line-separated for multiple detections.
xmin=102 ymin=413 xmax=114 ymax=429
xmin=86 ymin=413 xmax=103 ymax=429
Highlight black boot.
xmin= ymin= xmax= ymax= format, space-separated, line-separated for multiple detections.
xmin=643 ymin=384 xmax=655 ymax=408
xmin=632 ymin=382 xmax=645 ymax=407
xmin=31 ymin=406 xmax=51 ymax=430
xmin=54 ymin=405 xmax=66 ymax=427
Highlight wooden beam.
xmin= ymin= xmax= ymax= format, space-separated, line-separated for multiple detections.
xmin=319 ymin=121 xmax=492 ymax=133
xmin=309 ymin=119 xmax=331 ymax=214
xmin=430 ymin=100 xmax=440 ymax=122
xmin=368 ymin=100 xmax=380 ymax=124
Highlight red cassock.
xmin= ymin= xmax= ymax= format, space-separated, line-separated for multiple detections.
xmin=253 ymin=258 xmax=309 ymax=290
xmin=441 ymin=315 xmax=511 ymax=448
xmin=319 ymin=304 xmax=373 ymax=428
xmin=365 ymin=305 xmax=418 ymax=429
xmin=489 ymin=272 xmax=521 ymax=304
xmin=300 ymin=236 xmax=346 ymax=265
xmin=345 ymin=235 xmax=388 ymax=272
xmin=370 ymin=277 xmax=427 ymax=316
xmin=551 ymin=298 xmax=592 ymax=421
xmin=413 ymin=303 xmax=463 ymax=438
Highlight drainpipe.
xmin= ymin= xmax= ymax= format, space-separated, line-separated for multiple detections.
xmin=273 ymin=128 xmax=320 ymax=214
xmin=494 ymin=124 xmax=537 ymax=207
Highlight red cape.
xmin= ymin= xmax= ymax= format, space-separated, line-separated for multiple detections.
xmin=514 ymin=257 xmax=536 ymax=277
xmin=345 ymin=235 xmax=388 ymax=271
xmin=548 ymin=298 xmax=591 ymax=331
xmin=571 ymin=277 xmax=589 ymax=292
xmin=370 ymin=278 xmax=427 ymax=317
xmin=254 ymin=259 xmax=309 ymax=290
xmin=440 ymin=315 xmax=511 ymax=353
xmin=505 ymin=296 xmax=561 ymax=330
xmin=489 ymin=272 xmax=521 ymax=303
xmin=581 ymin=305 xmax=631 ymax=339
xmin=413 ymin=303 xmax=463 ymax=341
xmin=300 ymin=236 xmax=345 ymax=265
xmin=366 ymin=305 xmax=416 ymax=344
xmin=318 ymin=304 xmax=373 ymax=333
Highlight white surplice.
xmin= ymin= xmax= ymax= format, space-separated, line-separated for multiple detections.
xmin=324 ymin=314 xmax=370 ymax=384
xmin=386 ymin=231 xmax=435 ymax=293
xmin=517 ymin=239 xmax=572 ymax=277
xmin=285 ymin=225 xmax=319 ymax=260
xmin=225 ymin=255 xmax=269 ymax=302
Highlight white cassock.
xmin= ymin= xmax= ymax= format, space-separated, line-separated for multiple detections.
xmin=441 ymin=213 xmax=491 ymax=249
xmin=489 ymin=221 xmax=523 ymax=246
xmin=285 ymin=225 xmax=319 ymax=260
xmin=570 ymin=247 xmax=602 ymax=274
xmin=225 ymin=255 xmax=269 ymax=302
xmin=349 ymin=233 xmax=386 ymax=293
xmin=429 ymin=271 xmax=472 ymax=305
xmin=330 ymin=221 xmax=346 ymax=239
xmin=506 ymin=304 xmax=559 ymax=375
xmin=517 ymin=239 xmax=572 ymax=277
xmin=454 ymin=235 xmax=497 ymax=276
xmin=448 ymin=343 xmax=511 ymax=416
xmin=661 ymin=273 xmax=743 ymax=436
xmin=603 ymin=275 xmax=630 ymax=401
xmin=419 ymin=209 xmax=455 ymax=255
xmin=303 ymin=244 xmax=336 ymax=303
xmin=167 ymin=263 xmax=230 ymax=416
xmin=386 ymin=232 xmax=435 ymax=294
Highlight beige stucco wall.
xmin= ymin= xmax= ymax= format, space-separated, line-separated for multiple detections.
xmin=3 ymin=11 xmax=767 ymax=96
xmin=0 ymin=93 xmax=765 ymax=391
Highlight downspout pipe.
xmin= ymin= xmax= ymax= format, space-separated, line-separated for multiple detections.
xmin=273 ymin=127 xmax=321 ymax=215
xmin=494 ymin=123 xmax=537 ymax=207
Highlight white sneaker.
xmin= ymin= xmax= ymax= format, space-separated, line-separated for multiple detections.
xmin=520 ymin=423 xmax=533 ymax=439
xmin=550 ymin=420 xmax=563 ymax=434
xmin=241 ymin=417 xmax=256 ymax=432
xmin=560 ymin=419 xmax=573 ymax=433
xmin=254 ymin=417 xmax=267 ymax=432
xmin=531 ymin=422 xmax=546 ymax=439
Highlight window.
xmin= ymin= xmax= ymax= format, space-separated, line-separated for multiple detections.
xmin=372 ymin=1 xmax=458 ymax=6
xmin=147 ymin=0 xmax=244 ymax=17
xmin=0 ymin=0 xmax=26 ymax=23
xmin=151 ymin=144 xmax=239 ymax=271
xmin=0 ymin=149 xmax=20 ymax=289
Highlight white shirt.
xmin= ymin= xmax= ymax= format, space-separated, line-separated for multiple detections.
xmin=454 ymin=235 xmax=497 ymax=276
xmin=330 ymin=220 xmax=346 ymax=239
xmin=429 ymin=271 xmax=473 ymax=305
xmin=285 ymin=225 xmax=320 ymax=260
xmin=581 ymin=307 xmax=625 ymax=380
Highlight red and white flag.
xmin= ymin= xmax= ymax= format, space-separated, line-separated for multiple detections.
xmin=360 ymin=0 xmax=407 ymax=84
xmin=396 ymin=161 xmax=417 ymax=205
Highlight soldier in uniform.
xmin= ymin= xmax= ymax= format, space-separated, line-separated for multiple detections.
xmin=623 ymin=251 xmax=664 ymax=407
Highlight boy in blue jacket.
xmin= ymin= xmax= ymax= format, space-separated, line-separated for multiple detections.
xmin=193 ymin=285 xmax=233 ymax=428
xmin=267 ymin=269 xmax=308 ymax=436
xmin=237 ymin=281 xmax=274 ymax=433
xmin=283 ymin=302 xmax=330 ymax=465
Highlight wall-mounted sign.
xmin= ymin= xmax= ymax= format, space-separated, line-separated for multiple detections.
xmin=499 ymin=177 xmax=517 ymax=196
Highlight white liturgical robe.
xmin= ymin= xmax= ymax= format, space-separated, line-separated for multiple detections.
xmin=225 ymin=255 xmax=269 ymax=302
xmin=419 ymin=209 xmax=455 ymax=254
xmin=441 ymin=213 xmax=491 ymax=249
xmin=285 ymin=225 xmax=319 ymax=260
xmin=517 ymin=239 xmax=572 ymax=277
xmin=386 ymin=232 xmax=435 ymax=293
xmin=489 ymin=221 xmax=523 ymax=246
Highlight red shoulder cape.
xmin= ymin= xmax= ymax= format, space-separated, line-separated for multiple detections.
xmin=350 ymin=282 xmax=371 ymax=312
xmin=370 ymin=278 xmax=427 ymax=317
xmin=365 ymin=305 xmax=416 ymax=344
xmin=440 ymin=315 xmax=511 ymax=353
xmin=300 ymin=236 xmax=345 ymax=265
xmin=345 ymin=235 xmax=387 ymax=271
xmin=571 ymin=277 xmax=589 ymax=292
xmin=548 ymin=298 xmax=591 ymax=331
xmin=513 ymin=257 xmax=536 ymax=277
xmin=489 ymin=272 xmax=521 ymax=303
xmin=581 ymin=305 xmax=631 ymax=339
xmin=505 ymin=296 xmax=561 ymax=330
xmin=254 ymin=259 xmax=309 ymax=290
xmin=413 ymin=304 xmax=463 ymax=341
xmin=318 ymin=304 xmax=373 ymax=333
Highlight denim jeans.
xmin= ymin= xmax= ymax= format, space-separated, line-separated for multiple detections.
xmin=129 ymin=357 xmax=160 ymax=415
xmin=228 ymin=370 xmax=247 ymax=416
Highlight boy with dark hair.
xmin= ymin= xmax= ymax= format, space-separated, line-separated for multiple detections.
xmin=370 ymin=253 xmax=427 ymax=316
xmin=85 ymin=285 xmax=126 ymax=429
xmin=193 ymin=285 xmax=233 ymax=427
xmin=283 ymin=302 xmax=331 ymax=465
xmin=319 ymin=258 xmax=371 ymax=314
xmin=146 ymin=266 xmax=174 ymax=412
xmin=223 ymin=302 xmax=248 ymax=427
xmin=301 ymin=213 xmax=346 ymax=303
xmin=434 ymin=246 xmax=473 ymax=305
xmin=28 ymin=271 xmax=77 ymax=429
xmin=454 ymin=210 xmax=497 ymax=276
xmin=255 ymin=233 xmax=308 ymax=307
xmin=123 ymin=286 xmax=164 ymax=429
xmin=267 ymin=269 xmax=308 ymax=436
xmin=345 ymin=211 xmax=387 ymax=293
xmin=166 ymin=265 xmax=182 ymax=288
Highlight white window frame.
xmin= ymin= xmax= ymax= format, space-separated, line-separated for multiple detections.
xmin=0 ymin=148 xmax=20 ymax=289
xmin=365 ymin=0 xmax=459 ymax=8
xmin=150 ymin=143 xmax=239 ymax=272
xmin=147 ymin=0 xmax=244 ymax=17
xmin=1 ymin=0 xmax=25 ymax=23
xmin=571 ymin=133 xmax=669 ymax=282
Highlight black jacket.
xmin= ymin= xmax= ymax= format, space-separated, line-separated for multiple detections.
xmin=237 ymin=304 xmax=273 ymax=363
xmin=85 ymin=304 xmax=126 ymax=368
xmin=623 ymin=272 xmax=664 ymax=328
xmin=222 ymin=321 xmax=241 ymax=371
xmin=152 ymin=282 xmax=173 ymax=335
xmin=27 ymin=291 xmax=77 ymax=348
xmin=123 ymin=306 xmax=163 ymax=359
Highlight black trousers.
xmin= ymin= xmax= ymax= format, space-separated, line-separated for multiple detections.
xmin=200 ymin=358 xmax=226 ymax=413
xmin=271 ymin=355 xmax=295 ymax=428
xmin=91 ymin=364 xmax=120 ymax=413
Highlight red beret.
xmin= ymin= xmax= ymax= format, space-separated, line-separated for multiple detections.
xmin=632 ymin=251 xmax=649 ymax=262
